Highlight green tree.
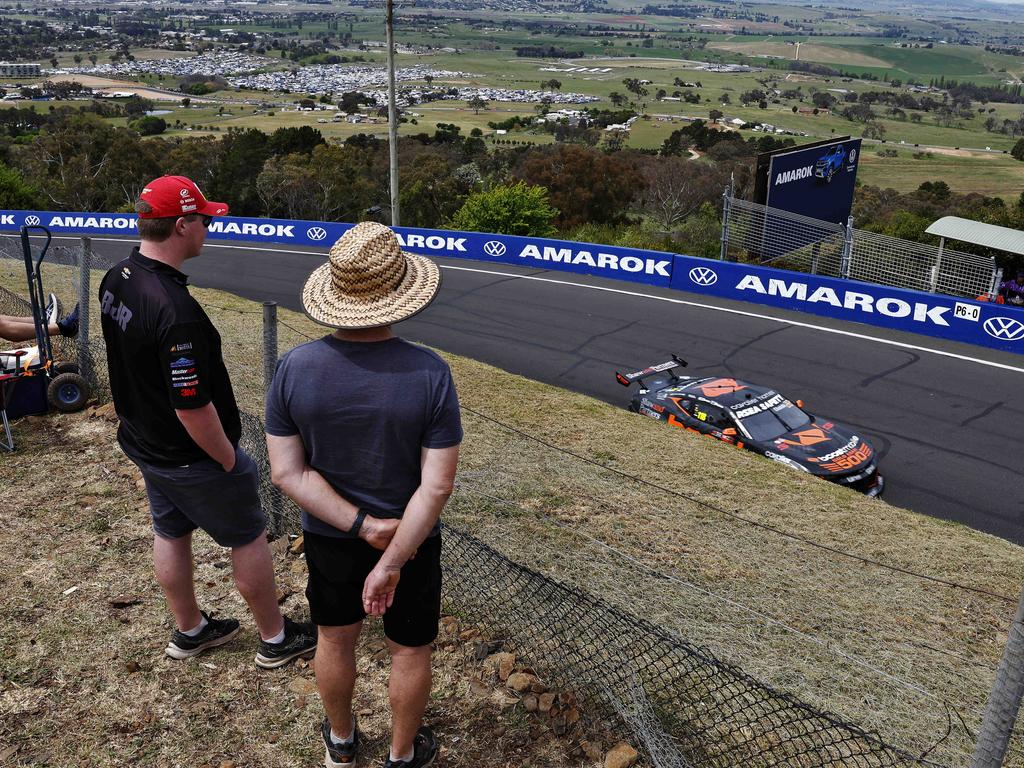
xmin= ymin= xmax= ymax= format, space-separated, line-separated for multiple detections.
xmin=16 ymin=113 xmax=164 ymax=211
xmin=467 ymin=96 xmax=488 ymax=115
xmin=450 ymin=181 xmax=558 ymax=237
xmin=208 ymin=128 xmax=271 ymax=215
xmin=0 ymin=161 xmax=41 ymax=209
xmin=254 ymin=144 xmax=377 ymax=222
xmin=513 ymin=144 xmax=644 ymax=229
xmin=269 ymin=125 xmax=325 ymax=156
xmin=1012 ymin=138 xmax=1024 ymax=162
xmin=130 ymin=116 xmax=167 ymax=136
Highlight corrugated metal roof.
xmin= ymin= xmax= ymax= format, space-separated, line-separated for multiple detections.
xmin=925 ymin=216 xmax=1024 ymax=256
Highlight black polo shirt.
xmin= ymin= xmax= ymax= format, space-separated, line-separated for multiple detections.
xmin=99 ymin=247 xmax=241 ymax=467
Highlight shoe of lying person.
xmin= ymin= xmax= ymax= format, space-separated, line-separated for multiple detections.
xmin=165 ymin=611 xmax=241 ymax=660
xmin=57 ymin=303 xmax=80 ymax=338
xmin=254 ymin=616 xmax=318 ymax=669
xmin=382 ymin=726 xmax=438 ymax=768
xmin=45 ymin=293 xmax=60 ymax=326
xmin=322 ymin=715 xmax=360 ymax=767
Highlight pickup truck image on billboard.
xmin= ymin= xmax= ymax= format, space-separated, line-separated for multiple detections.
xmin=814 ymin=144 xmax=848 ymax=183
xmin=760 ymin=137 xmax=862 ymax=225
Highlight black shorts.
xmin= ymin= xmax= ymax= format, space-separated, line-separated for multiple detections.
xmin=135 ymin=446 xmax=266 ymax=548
xmin=304 ymin=530 xmax=442 ymax=648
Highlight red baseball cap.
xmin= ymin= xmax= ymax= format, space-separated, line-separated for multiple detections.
xmin=138 ymin=175 xmax=229 ymax=219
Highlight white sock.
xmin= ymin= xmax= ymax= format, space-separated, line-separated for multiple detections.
xmin=264 ymin=625 xmax=286 ymax=645
xmin=182 ymin=615 xmax=208 ymax=637
xmin=330 ymin=718 xmax=355 ymax=746
xmin=389 ymin=748 xmax=414 ymax=763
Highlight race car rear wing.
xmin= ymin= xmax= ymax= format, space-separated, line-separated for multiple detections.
xmin=615 ymin=355 xmax=687 ymax=387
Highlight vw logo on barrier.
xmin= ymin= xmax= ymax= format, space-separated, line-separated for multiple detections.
xmin=689 ymin=266 xmax=718 ymax=286
xmin=483 ymin=240 xmax=506 ymax=257
xmin=306 ymin=226 xmax=328 ymax=241
xmin=23 ymin=215 xmax=40 ymax=226
xmin=983 ymin=316 xmax=1024 ymax=341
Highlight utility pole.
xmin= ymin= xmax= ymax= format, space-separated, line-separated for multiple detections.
xmin=386 ymin=0 xmax=400 ymax=226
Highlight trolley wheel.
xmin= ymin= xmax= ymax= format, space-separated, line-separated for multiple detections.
xmin=47 ymin=372 xmax=90 ymax=413
xmin=53 ymin=361 xmax=80 ymax=376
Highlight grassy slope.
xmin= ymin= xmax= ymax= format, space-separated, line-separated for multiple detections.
xmin=0 ymin=266 xmax=1021 ymax=765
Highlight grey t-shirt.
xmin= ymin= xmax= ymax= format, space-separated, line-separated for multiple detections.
xmin=265 ymin=335 xmax=462 ymax=538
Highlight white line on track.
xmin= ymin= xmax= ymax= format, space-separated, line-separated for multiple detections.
xmin=441 ymin=265 xmax=1024 ymax=375
xmin=9 ymin=234 xmax=1024 ymax=374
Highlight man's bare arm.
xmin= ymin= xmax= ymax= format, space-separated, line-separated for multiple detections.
xmin=266 ymin=432 xmax=398 ymax=549
xmin=363 ymin=444 xmax=459 ymax=615
xmin=176 ymin=403 xmax=236 ymax=470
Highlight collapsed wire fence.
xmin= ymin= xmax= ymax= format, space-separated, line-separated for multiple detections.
xmin=721 ymin=194 xmax=1001 ymax=300
xmin=3 ymin=236 xmax=1022 ymax=767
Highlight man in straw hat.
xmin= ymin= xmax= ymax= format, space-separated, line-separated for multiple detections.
xmin=98 ymin=175 xmax=318 ymax=668
xmin=266 ymin=221 xmax=461 ymax=768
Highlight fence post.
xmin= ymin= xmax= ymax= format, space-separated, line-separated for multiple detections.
xmin=990 ymin=267 xmax=1004 ymax=301
xmin=77 ymin=237 xmax=93 ymax=385
xmin=262 ymin=301 xmax=278 ymax=394
xmin=261 ymin=301 xmax=283 ymax=538
xmin=719 ymin=184 xmax=732 ymax=262
xmin=971 ymin=587 xmax=1024 ymax=768
xmin=930 ymin=236 xmax=945 ymax=294
xmin=840 ymin=216 xmax=854 ymax=280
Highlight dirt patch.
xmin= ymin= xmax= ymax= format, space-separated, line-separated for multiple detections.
xmin=45 ymin=74 xmax=184 ymax=101
xmin=708 ymin=41 xmax=890 ymax=69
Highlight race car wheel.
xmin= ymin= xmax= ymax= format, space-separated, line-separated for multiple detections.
xmin=47 ymin=372 xmax=90 ymax=413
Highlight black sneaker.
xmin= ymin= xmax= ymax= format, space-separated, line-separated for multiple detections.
xmin=57 ymin=303 xmax=79 ymax=338
xmin=383 ymin=726 xmax=438 ymax=768
xmin=322 ymin=715 xmax=360 ymax=767
xmin=255 ymin=616 xmax=318 ymax=669
xmin=165 ymin=612 xmax=240 ymax=660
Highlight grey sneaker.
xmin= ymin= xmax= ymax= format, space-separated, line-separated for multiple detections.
xmin=255 ymin=616 xmax=317 ymax=669
xmin=322 ymin=715 xmax=359 ymax=767
xmin=383 ymin=726 xmax=438 ymax=768
xmin=165 ymin=612 xmax=240 ymax=660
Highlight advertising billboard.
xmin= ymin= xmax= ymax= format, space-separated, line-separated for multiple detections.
xmin=762 ymin=137 xmax=862 ymax=225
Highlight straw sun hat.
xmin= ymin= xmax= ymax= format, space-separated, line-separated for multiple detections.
xmin=302 ymin=222 xmax=441 ymax=329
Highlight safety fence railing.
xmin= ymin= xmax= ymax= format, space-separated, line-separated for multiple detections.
xmin=721 ymin=194 xmax=1002 ymax=301
xmin=3 ymin=235 xmax=1024 ymax=768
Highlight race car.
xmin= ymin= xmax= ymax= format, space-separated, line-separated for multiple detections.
xmin=814 ymin=144 xmax=847 ymax=182
xmin=616 ymin=356 xmax=884 ymax=496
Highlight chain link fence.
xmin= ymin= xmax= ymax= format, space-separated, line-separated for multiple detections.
xmin=2 ymin=235 xmax=1022 ymax=767
xmin=721 ymin=194 xmax=1002 ymax=300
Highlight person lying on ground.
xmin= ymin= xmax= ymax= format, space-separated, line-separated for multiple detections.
xmin=0 ymin=295 xmax=79 ymax=343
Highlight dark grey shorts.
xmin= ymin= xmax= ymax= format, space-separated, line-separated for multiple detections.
xmin=135 ymin=446 xmax=266 ymax=548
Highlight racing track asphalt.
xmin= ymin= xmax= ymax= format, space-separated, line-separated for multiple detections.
xmin=29 ymin=234 xmax=1024 ymax=545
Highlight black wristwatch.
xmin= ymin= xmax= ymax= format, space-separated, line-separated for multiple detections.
xmin=348 ymin=509 xmax=367 ymax=537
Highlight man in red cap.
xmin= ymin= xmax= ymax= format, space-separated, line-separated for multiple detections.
xmin=98 ymin=176 xmax=317 ymax=667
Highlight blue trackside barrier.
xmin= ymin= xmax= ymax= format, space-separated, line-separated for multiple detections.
xmin=3 ymin=210 xmax=1023 ymax=353
xmin=671 ymin=254 xmax=1024 ymax=354
xmin=0 ymin=210 xmax=673 ymax=288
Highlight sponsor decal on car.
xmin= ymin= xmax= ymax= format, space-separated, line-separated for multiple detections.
xmin=697 ymin=378 xmax=746 ymax=397
xmin=779 ymin=427 xmax=830 ymax=447
xmin=820 ymin=442 xmax=872 ymax=472
xmin=733 ymin=393 xmax=785 ymax=419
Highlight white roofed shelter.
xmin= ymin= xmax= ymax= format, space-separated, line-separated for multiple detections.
xmin=926 ymin=216 xmax=1024 ymax=258
xmin=924 ymin=216 xmax=1024 ymax=295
